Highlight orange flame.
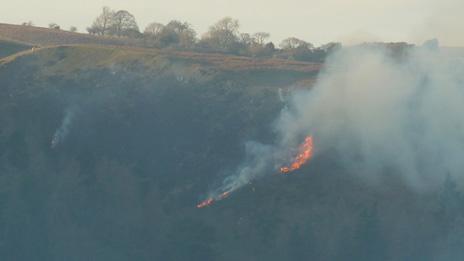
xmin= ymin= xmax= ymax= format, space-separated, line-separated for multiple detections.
xmin=280 ymin=136 xmax=313 ymax=174
xmin=197 ymin=198 xmax=214 ymax=208
xmin=197 ymin=191 xmax=232 ymax=208
xmin=198 ymin=135 xmax=313 ymax=208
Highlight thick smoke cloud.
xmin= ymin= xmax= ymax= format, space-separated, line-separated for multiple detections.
xmin=276 ymin=46 xmax=464 ymax=190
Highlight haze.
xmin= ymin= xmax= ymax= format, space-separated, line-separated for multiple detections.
xmin=2 ymin=0 xmax=463 ymax=46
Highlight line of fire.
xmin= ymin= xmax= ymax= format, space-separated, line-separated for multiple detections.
xmin=197 ymin=135 xmax=314 ymax=208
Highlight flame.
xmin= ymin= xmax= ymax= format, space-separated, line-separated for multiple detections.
xmin=280 ymin=136 xmax=313 ymax=174
xmin=219 ymin=191 xmax=230 ymax=200
xmin=197 ymin=135 xmax=313 ymax=208
xmin=197 ymin=191 xmax=232 ymax=208
xmin=197 ymin=198 xmax=214 ymax=208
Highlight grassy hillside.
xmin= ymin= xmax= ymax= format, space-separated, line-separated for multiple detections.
xmin=0 ymin=44 xmax=321 ymax=71
xmin=0 ymin=44 xmax=460 ymax=261
xmin=0 ymin=45 xmax=323 ymax=260
xmin=0 ymin=37 xmax=32 ymax=59
xmin=0 ymin=23 xmax=140 ymax=47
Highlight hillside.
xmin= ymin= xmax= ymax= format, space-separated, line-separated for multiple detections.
xmin=0 ymin=23 xmax=140 ymax=47
xmin=0 ymin=37 xmax=32 ymax=58
xmin=0 ymin=43 xmax=462 ymax=261
xmin=0 ymin=45 xmax=322 ymax=260
xmin=2 ymin=44 xmax=321 ymax=70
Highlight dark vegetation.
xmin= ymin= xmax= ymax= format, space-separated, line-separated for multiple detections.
xmin=0 ymin=46 xmax=316 ymax=260
xmin=0 ymin=37 xmax=32 ymax=59
xmin=0 ymin=44 xmax=463 ymax=261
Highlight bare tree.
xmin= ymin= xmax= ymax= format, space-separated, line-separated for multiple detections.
xmin=209 ymin=17 xmax=239 ymax=35
xmin=143 ymin=22 xmax=165 ymax=47
xmin=69 ymin=26 xmax=78 ymax=33
xmin=252 ymin=32 xmax=270 ymax=46
xmin=144 ymin=22 xmax=165 ymax=36
xmin=239 ymin=33 xmax=253 ymax=46
xmin=87 ymin=7 xmax=114 ymax=35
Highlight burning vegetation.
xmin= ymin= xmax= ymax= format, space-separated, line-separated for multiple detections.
xmin=197 ymin=135 xmax=314 ymax=208
xmin=280 ymin=135 xmax=314 ymax=174
xmin=196 ymin=191 xmax=231 ymax=208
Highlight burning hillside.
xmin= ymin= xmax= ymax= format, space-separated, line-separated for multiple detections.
xmin=197 ymin=135 xmax=314 ymax=208
xmin=280 ymin=136 xmax=313 ymax=174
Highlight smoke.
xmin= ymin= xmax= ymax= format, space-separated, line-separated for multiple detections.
xmin=205 ymin=132 xmax=307 ymax=200
xmin=207 ymin=142 xmax=277 ymax=199
xmin=51 ymin=106 xmax=78 ymax=148
xmin=276 ymin=45 xmax=464 ymax=190
xmin=203 ymin=44 xmax=464 ymax=202
xmin=278 ymin=88 xmax=285 ymax=102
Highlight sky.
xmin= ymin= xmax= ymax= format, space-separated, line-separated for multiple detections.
xmin=2 ymin=0 xmax=463 ymax=46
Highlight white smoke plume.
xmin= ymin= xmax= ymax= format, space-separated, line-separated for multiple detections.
xmin=278 ymin=88 xmax=285 ymax=102
xmin=207 ymin=142 xmax=276 ymax=199
xmin=202 ymin=44 xmax=464 ymax=204
xmin=204 ymin=135 xmax=305 ymax=201
xmin=276 ymin=45 xmax=464 ymax=190
xmin=51 ymin=107 xmax=78 ymax=149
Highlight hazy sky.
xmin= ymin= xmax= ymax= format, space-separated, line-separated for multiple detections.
xmin=2 ymin=0 xmax=463 ymax=46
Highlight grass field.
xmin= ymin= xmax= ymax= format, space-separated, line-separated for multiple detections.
xmin=0 ymin=23 xmax=322 ymax=74
xmin=0 ymin=23 xmax=140 ymax=47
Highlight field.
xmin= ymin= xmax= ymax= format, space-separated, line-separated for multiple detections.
xmin=0 ymin=23 xmax=139 ymax=47
xmin=0 ymin=23 xmax=322 ymax=74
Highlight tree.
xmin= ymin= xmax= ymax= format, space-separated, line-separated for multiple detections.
xmin=48 ymin=23 xmax=60 ymax=30
xmin=110 ymin=10 xmax=140 ymax=37
xmin=144 ymin=22 xmax=165 ymax=36
xmin=265 ymin=42 xmax=275 ymax=50
xmin=87 ymin=7 xmax=114 ymax=35
xmin=166 ymin=20 xmax=196 ymax=48
xmin=279 ymin=37 xmax=313 ymax=50
xmin=69 ymin=26 xmax=77 ymax=33
xmin=248 ymin=40 xmax=275 ymax=58
xmin=201 ymin=17 xmax=241 ymax=53
xmin=277 ymin=37 xmax=319 ymax=61
xmin=143 ymin=22 xmax=165 ymax=47
xmin=21 ymin=21 xmax=33 ymax=26
xmin=210 ymin=17 xmax=239 ymax=34
xmin=150 ymin=20 xmax=196 ymax=49
xmin=239 ymin=33 xmax=253 ymax=46
xmin=320 ymin=42 xmax=342 ymax=53
xmin=252 ymin=32 xmax=270 ymax=46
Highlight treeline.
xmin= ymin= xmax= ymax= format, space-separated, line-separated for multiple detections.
xmin=85 ymin=7 xmax=341 ymax=61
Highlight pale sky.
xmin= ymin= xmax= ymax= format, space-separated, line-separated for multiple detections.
xmin=2 ymin=0 xmax=463 ymax=46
